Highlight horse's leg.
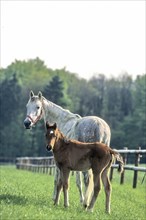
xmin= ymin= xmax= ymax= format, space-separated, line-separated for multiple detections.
xmin=87 ymin=171 xmax=101 ymax=212
xmin=101 ymin=167 xmax=112 ymax=214
xmin=83 ymin=169 xmax=93 ymax=208
xmin=54 ymin=176 xmax=62 ymax=205
xmin=82 ymin=171 xmax=89 ymax=189
xmin=53 ymin=167 xmax=61 ymax=201
xmin=76 ymin=171 xmax=84 ymax=203
xmin=61 ymin=168 xmax=70 ymax=207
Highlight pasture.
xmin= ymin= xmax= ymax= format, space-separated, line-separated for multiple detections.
xmin=0 ymin=166 xmax=145 ymax=220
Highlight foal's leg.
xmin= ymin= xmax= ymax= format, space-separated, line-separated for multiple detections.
xmin=87 ymin=171 xmax=101 ymax=212
xmin=76 ymin=171 xmax=84 ymax=203
xmin=102 ymin=167 xmax=112 ymax=214
xmin=61 ymin=168 xmax=70 ymax=207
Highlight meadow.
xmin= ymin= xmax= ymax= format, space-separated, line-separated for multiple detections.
xmin=0 ymin=166 xmax=145 ymax=220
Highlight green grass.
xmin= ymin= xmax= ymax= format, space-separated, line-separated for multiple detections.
xmin=0 ymin=166 xmax=146 ymax=220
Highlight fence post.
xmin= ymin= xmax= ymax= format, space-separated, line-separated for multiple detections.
xmin=120 ymin=147 xmax=128 ymax=184
xmin=42 ymin=159 xmax=45 ymax=173
xmin=16 ymin=158 xmax=20 ymax=169
xmin=133 ymin=146 xmax=141 ymax=188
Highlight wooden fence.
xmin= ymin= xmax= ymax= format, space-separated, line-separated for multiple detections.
xmin=16 ymin=156 xmax=55 ymax=175
xmin=16 ymin=148 xmax=146 ymax=188
xmin=110 ymin=148 xmax=146 ymax=188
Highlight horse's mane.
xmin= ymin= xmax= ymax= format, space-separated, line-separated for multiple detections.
xmin=42 ymin=96 xmax=81 ymax=119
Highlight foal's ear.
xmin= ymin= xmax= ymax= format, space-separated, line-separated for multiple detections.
xmin=30 ymin=90 xmax=34 ymax=98
xmin=46 ymin=121 xmax=50 ymax=129
xmin=53 ymin=123 xmax=57 ymax=130
xmin=38 ymin=91 xmax=42 ymax=100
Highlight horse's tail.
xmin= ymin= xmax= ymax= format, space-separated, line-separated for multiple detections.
xmin=110 ymin=149 xmax=124 ymax=173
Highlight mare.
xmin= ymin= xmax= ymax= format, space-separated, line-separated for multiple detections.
xmin=24 ymin=91 xmax=111 ymax=205
xmin=45 ymin=122 xmax=124 ymax=213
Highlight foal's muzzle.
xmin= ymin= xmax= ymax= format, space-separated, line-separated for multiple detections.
xmin=46 ymin=145 xmax=52 ymax=151
xmin=24 ymin=118 xmax=31 ymax=129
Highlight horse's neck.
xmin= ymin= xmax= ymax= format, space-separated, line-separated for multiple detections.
xmin=42 ymin=98 xmax=80 ymax=135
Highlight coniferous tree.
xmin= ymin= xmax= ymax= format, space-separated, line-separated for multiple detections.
xmin=43 ymin=75 xmax=66 ymax=106
xmin=0 ymin=73 xmax=22 ymax=157
xmin=0 ymin=73 xmax=21 ymax=125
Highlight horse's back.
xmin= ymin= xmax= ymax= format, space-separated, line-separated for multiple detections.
xmin=74 ymin=116 xmax=111 ymax=146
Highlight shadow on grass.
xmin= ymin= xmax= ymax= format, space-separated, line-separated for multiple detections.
xmin=0 ymin=194 xmax=28 ymax=205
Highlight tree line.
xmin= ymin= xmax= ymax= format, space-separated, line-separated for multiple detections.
xmin=0 ymin=58 xmax=145 ymax=158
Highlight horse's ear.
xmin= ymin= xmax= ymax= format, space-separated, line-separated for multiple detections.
xmin=53 ymin=123 xmax=57 ymax=130
xmin=38 ymin=91 xmax=42 ymax=100
xmin=30 ymin=90 xmax=34 ymax=98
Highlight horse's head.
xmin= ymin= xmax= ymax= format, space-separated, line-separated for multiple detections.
xmin=45 ymin=122 xmax=57 ymax=151
xmin=24 ymin=91 xmax=43 ymax=129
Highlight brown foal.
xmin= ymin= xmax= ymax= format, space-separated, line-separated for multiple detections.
xmin=45 ymin=122 xmax=124 ymax=213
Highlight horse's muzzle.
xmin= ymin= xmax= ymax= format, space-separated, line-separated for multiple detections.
xmin=46 ymin=145 xmax=52 ymax=151
xmin=24 ymin=118 xmax=31 ymax=129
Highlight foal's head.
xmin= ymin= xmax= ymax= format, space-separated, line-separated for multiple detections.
xmin=45 ymin=122 xmax=58 ymax=151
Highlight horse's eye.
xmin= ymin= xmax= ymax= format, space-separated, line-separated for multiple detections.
xmin=37 ymin=106 xmax=40 ymax=109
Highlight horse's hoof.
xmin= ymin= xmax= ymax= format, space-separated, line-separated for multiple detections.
xmin=87 ymin=208 xmax=93 ymax=212
xmin=52 ymin=196 xmax=56 ymax=201
xmin=105 ymin=210 xmax=111 ymax=215
xmin=83 ymin=204 xmax=88 ymax=209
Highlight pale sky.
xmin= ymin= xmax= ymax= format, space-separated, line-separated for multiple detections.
xmin=1 ymin=1 xmax=145 ymax=80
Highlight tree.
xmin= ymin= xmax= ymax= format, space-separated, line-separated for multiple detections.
xmin=119 ymin=74 xmax=133 ymax=117
xmin=0 ymin=73 xmax=21 ymax=125
xmin=129 ymin=74 xmax=146 ymax=147
xmin=43 ymin=75 xmax=66 ymax=106
xmin=89 ymin=74 xmax=106 ymax=116
xmin=0 ymin=73 xmax=22 ymax=157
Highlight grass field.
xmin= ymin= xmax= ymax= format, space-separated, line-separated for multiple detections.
xmin=0 ymin=166 xmax=146 ymax=220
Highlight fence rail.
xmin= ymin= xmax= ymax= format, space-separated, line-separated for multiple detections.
xmin=16 ymin=148 xmax=146 ymax=188
xmin=110 ymin=147 xmax=146 ymax=188
xmin=16 ymin=156 xmax=55 ymax=175
xmin=113 ymin=149 xmax=146 ymax=154
xmin=112 ymin=164 xmax=146 ymax=172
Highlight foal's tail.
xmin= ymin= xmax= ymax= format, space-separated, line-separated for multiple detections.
xmin=110 ymin=149 xmax=124 ymax=173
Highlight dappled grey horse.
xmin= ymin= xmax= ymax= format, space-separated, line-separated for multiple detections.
xmin=24 ymin=91 xmax=111 ymax=205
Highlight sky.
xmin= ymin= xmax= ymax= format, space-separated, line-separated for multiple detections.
xmin=1 ymin=0 xmax=145 ymax=80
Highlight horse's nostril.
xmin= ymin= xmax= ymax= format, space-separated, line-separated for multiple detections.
xmin=24 ymin=119 xmax=31 ymax=128
xmin=25 ymin=121 xmax=31 ymax=126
